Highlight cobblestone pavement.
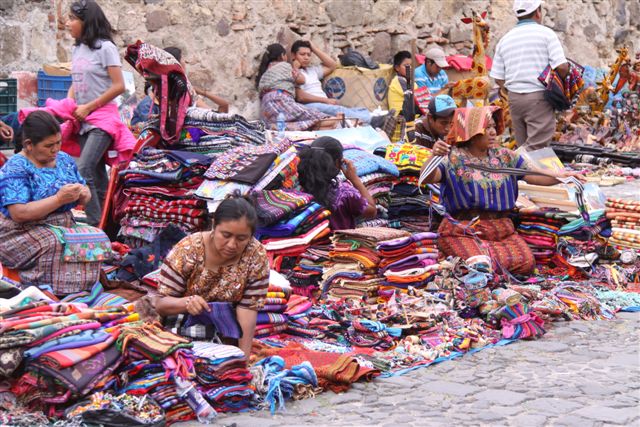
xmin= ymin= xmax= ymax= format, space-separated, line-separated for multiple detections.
xmin=184 ymin=312 xmax=639 ymax=427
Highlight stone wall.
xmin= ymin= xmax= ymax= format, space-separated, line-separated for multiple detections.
xmin=1 ymin=0 xmax=637 ymax=117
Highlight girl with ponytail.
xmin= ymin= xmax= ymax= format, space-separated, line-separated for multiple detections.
xmin=298 ymin=136 xmax=377 ymax=230
xmin=256 ymin=43 xmax=339 ymax=131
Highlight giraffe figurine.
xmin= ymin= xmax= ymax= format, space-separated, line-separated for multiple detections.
xmin=450 ymin=10 xmax=491 ymax=105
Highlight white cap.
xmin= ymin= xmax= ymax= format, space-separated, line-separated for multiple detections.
xmin=513 ymin=0 xmax=542 ymax=17
xmin=425 ymin=47 xmax=449 ymax=68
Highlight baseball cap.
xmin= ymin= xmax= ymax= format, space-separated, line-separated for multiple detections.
xmin=513 ymin=0 xmax=542 ymax=17
xmin=425 ymin=47 xmax=449 ymax=68
xmin=428 ymin=95 xmax=457 ymax=118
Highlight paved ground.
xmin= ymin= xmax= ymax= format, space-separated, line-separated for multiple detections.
xmin=184 ymin=312 xmax=639 ymax=427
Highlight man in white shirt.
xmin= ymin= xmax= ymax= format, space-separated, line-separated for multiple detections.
xmin=490 ymin=0 xmax=569 ymax=151
xmin=292 ymin=40 xmax=387 ymax=126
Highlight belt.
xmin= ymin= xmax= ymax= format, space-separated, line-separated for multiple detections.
xmin=450 ymin=210 xmax=511 ymax=221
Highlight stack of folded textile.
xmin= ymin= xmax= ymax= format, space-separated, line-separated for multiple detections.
xmin=558 ymin=209 xmax=610 ymax=242
xmin=3 ymin=297 xmax=132 ymax=414
xmin=515 ymin=209 xmax=570 ymax=264
xmin=255 ymin=276 xmax=292 ymax=338
xmin=175 ymin=107 xmax=266 ymax=156
xmin=606 ymin=198 xmax=640 ymax=250
xmin=377 ymin=232 xmax=441 ymax=290
xmin=118 ymin=147 xmax=211 ymax=247
xmin=343 ymin=147 xmax=399 ymax=222
xmin=288 ymin=244 xmax=332 ymax=298
xmin=323 ymin=227 xmax=410 ymax=300
xmin=196 ymin=137 xmax=294 ymax=212
xmin=384 ymin=142 xmax=436 ymax=232
xmin=192 ymin=341 xmax=255 ymax=413
xmin=255 ymin=190 xmax=331 ymax=274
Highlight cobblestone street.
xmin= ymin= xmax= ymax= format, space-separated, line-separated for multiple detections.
xmin=190 ymin=312 xmax=639 ymax=427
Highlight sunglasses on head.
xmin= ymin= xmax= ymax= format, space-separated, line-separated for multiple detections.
xmin=71 ymin=0 xmax=88 ymax=17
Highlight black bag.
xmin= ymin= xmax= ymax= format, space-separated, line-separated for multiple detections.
xmin=338 ymin=49 xmax=379 ymax=69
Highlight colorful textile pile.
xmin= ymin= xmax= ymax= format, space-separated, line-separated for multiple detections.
xmin=195 ymin=138 xmax=297 ymax=213
xmin=0 ymin=291 xmax=133 ymax=415
xmin=323 ymin=227 xmax=410 ymax=300
xmin=287 ymin=244 xmax=331 ymax=298
xmin=385 ymin=143 xmax=436 ymax=232
xmin=255 ymin=273 xmax=292 ymax=338
xmin=255 ymin=190 xmax=331 ymax=274
xmin=343 ymin=147 xmax=399 ymax=223
xmin=117 ymin=147 xmax=211 ymax=247
xmin=192 ymin=341 xmax=255 ymax=413
xmin=515 ymin=209 xmax=570 ymax=264
xmin=176 ymin=107 xmax=266 ymax=156
xmin=377 ymin=232 xmax=441 ymax=290
xmin=606 ymin=198 xmax=640 ymax=249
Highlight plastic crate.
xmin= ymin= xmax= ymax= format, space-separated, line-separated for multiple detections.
xmin=0 ymin=78 xmax=17 ymax=114
xmin=37 ymin=70 xmax=72 ymax=107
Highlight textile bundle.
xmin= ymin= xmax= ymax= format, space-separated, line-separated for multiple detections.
xmin=384 ymin=143 xmax=438 ymax=232
xmin=324 ymin=227 xmax=410 ymax=300
xmin=255 ymin=190 xmax=331 ymax=276
xmin=377 ymin=232 xmax=441 ymax=290
xmin=117 ymin=147 xmax=211 ymax=247
xmin=255 ymin=272 xmax=292 ymax=338
xmin=606 ymin=198 xmax=640 ymax=249
xmin=342 ymin=147 xmax=399 ymax=224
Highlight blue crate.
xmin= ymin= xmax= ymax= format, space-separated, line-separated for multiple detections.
xmin=37 ymin=70 xmax=72 ymax=107
xmin=0 ymin=78 xmax=17 ymax=114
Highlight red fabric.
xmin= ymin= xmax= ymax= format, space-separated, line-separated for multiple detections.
xmin=19 ymin=98 xmax=135 ymax=166
xmin=416 ymin=54 xmax=493 ymax=71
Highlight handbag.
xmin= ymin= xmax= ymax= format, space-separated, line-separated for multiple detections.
xmin=47 ymin=224 xmax=112 ymax=263
xmin=538 ymin=59 xmax=585 ymax=111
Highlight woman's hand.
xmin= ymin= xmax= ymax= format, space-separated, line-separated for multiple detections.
xmin=324 ymin=98 xmax=339 ymax=105
xmin=56 ymin=183 xmax=83 ymax=205
xmin=341 ymin=159 xmax=359 ymax=183
xmin=0 ymin=122 xmax=13 ymax=143
xmin=183 ymin=295 xmax=210 ymax=315
xmin=432 ymin=139 xmax=451 ymax=157
xmin=556 ymin=169 xmax=587 ymax=183
xmin=73 ymin=103 xmax=93 ymax=121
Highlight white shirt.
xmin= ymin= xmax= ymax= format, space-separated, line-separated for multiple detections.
xmin=299 ymin=65 xmax=328 ymax=98
xmin=490 ymin=20 xmax=567 ymax=94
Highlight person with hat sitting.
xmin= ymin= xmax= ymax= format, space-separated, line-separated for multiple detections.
xmin=415 ymin=47 xmax=454 ymax=98
xmin=414 ymin=95 xmax=457 ymax=149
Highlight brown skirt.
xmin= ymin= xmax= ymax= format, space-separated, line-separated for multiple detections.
xmin=0 ymin=211 xmax=101 ymax=295
xmin=438 ymin=216 xmax=535 ymax=275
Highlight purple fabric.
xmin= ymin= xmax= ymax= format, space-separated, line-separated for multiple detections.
xmin=262 ymin=304 xmax=288 ymax=313
xmin=377 ymin=232 xmax=439 ymax=250
xmin=184 ymin=302 xmax=242 ymax=339
xmin=382 ymin=253 xmax=438 ymax=272
xmin=328 ymin=181 xmax=368 ymax=231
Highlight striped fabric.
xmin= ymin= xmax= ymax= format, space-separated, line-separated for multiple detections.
xmin=490 ymin=20 xmax=567 ymax=93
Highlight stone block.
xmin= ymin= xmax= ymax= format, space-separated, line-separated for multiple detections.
xmin=217 ymin=18 xmax=230 ymax=37
xmin=425 ymin=380 xmax=481 ymax=396
xmin=370 ymin=32 xmax=391 ymax=64
xmin=576 ymin=405 xmax=639 ymax=424
xmin=145 ymin=10 xmax=170 ymax=32
xmin=391 ymin=34 xmax=415 ymax=56
xmin=0 ymin=25 xmax=23 ymax=64
xmin=582 ymin=23 xmax=599 ymax=39
xmin=325 ymin=0 xmax=367 ymax=27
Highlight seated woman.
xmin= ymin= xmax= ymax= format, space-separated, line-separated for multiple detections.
xmin=131 ymin=46 xmax=230 ymax=128
xmin=257 ymin=43 xmax=338 ymax=131
xmin=421 ymin=106 xmax=583 ymax=275
xmin=154 ymin=195 xmax=269 ymax=358
xmin=0 ymin=110 xmax=105 ymax=295
xmin=298 ymin=136 xmax=377 ymax=230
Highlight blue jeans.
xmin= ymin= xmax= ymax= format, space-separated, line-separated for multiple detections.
xmin=77 ymin=128 xmax=112 ymax=226
xmin=305 ymin=102 xmax=371 ymax=124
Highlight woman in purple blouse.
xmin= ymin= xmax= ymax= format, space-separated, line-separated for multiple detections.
xmin=298 ymin=137 xmax=377 ymax=230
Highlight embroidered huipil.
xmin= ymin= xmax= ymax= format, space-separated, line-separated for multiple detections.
xmin=437 ymin=147 xmax=527 ymax=214
xmin=0 ymin=152 xmax=86 ymax=219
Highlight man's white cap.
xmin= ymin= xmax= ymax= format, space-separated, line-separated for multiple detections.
xmin=425 ymin=47 xmax=449 ymax=68
xmin=513 ymin=0 xmax=542 ymax=17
